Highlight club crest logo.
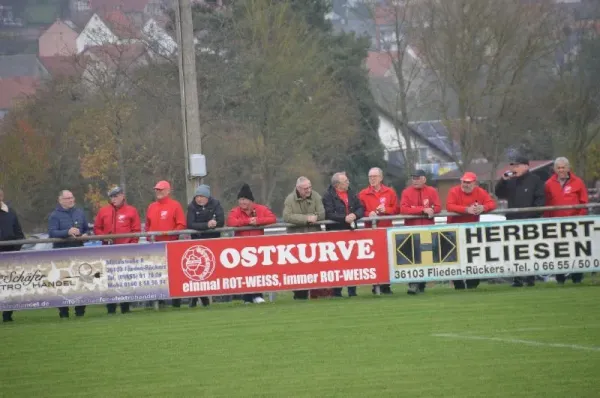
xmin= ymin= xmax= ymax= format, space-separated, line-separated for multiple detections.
xmin=181 ymin=245 xmax=216 ymax=281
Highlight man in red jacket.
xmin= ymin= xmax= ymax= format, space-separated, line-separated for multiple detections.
xmin=146 ymin=180 xmax=186 ymax=242
xmin=94 ymin=186 xmax=141 ymax=314
xmin=146 ymin=180 xmax=186 ymax=308
xmin=446 ymin=172 xmax=497 ymax=290
xmin=544 ymin=157 xmax=589 ymax=284
xmin=226 ymin=183 xmax=277 ymax=304
xmin=359 ymin=167 xmax=398 ymax=295
xmin=399 ymin=169 xmax=441 ymax=295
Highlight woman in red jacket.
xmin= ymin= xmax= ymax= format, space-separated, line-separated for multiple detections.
xmin=226 ymin=183 xmax=277 ymax=304
xmin=445 ymin=172 xmax=497 ymax=290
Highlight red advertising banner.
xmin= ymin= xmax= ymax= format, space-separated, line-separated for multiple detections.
xmin=167 ymin=229 xmax=390 ymax=297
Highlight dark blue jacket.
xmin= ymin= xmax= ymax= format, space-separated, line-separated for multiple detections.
xmin=0 ymin=205 xmax=25 ymax=252
xmin=48 ymin=206 xmax=89 ymax=249
xmin=187 ymin=197 xmax=225 ymax=240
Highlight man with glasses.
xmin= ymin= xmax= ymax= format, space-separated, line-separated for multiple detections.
xmin=48 ymin=190 xmax=90 ymax=318
xmin=446 ymin=172 xmax=497 ymax=290
xmin=359 ymin=167 xmax=398 ymax=295
xmin=322 ymin=172 xmax=364 ymax=297
xmin=495 ymin=156 xmax=545 ymax=287
xmin=283 ymin=176 xmax=326 ymax=300
xmin=146 ymin=180 xmax=186 ymax=308
xmin=399 ymin=170 xmax=441 ymax=295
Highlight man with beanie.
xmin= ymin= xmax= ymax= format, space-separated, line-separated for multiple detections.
xmin=0 ymin=188 xmax=25 ymax=323
xmin=399 ymin=170 xmax=441 ymax=295
xmin=226 ymin=183 xmax=277 ymax=304
xmin=48 ymin=190 xmax=89 ymax=318
xmin=322 ymin=172 xmax=365 ymax=298
xmin=186 ymin=184 xmax=224 ymax=307
xmin=446 ymin=172 xmax=497 ymax=290
xmin=94 ymin=186 xmax=141 ymax=314
xmin=495 ymin=156 xmax=545 ymax=287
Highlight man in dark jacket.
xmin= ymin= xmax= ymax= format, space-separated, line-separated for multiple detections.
xmin=495 ymin=156 xmax=545 ymax=287
xmin=185 ymin=184 xmax=224 ymax=308
xmin=0 ymin=188 xmax=25 ymax=322
xmin=322 ymin=172 xmax=365 ymax=297
xmin=48 ymin=190 xmax=89 ymax=318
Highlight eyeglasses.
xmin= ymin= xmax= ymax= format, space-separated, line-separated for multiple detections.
xmin=61 ymin=197 xmax=75 ymax=200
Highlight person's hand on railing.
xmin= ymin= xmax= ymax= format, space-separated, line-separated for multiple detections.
xmin=423 ymin=208 xmax=435 ymax=218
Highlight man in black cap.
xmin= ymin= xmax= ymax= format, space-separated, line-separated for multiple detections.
xmin=0 ymin=188 xmax=25 ymax=323
xmin=186 ymin=184 xmax=224 ymax=308
xmin=495 ymin=155 xmax=545 ymax=287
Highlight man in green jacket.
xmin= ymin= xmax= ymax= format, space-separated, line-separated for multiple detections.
xmin=283 ymin=176 xmax=326 ymax=300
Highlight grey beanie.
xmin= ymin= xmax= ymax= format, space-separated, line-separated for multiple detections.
xmin=194 ymin=184 xmax=211 ymax=198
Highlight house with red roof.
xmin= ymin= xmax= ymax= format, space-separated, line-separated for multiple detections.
xmin=0 ymin=77 xmax=38 ymax=119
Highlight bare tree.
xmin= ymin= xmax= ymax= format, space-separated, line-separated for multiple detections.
xmin=412 ymin=0 xmax=562 ymax=170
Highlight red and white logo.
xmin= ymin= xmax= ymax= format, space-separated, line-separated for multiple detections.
xmin=181 ymin=245 xmax=216 ymax=281
xmin=160 ymin=210 xmax=168 ymax=220
xmin=564 ymin=186 xmax=572 ymax=194
xmin=423 ymin=198 xmax=430 ymax=207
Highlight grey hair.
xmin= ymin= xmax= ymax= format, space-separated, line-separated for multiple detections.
xmin=296 ymin=176 xmax=310 ymax=187
xmin=554 ymin=157 xmax=570 ymax=168
xmin=369 ymin=167 xmax=383 ymax=177
xmin=331 ymin=171 xmax=347 ymax=186
xmin=58 ymin=190 xmax=72 ymax=198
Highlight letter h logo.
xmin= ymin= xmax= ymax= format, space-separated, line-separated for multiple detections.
xmin=394 ymin=230 xmax=458 ymax=266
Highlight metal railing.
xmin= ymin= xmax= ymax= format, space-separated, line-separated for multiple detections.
xmin=1 ymin=203 xmax=598 ymax=247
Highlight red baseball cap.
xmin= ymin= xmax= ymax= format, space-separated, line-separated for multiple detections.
xmin=460 ymin=172 xmax=477 ymax=182
xmin=154 ymin=180 xmax=171 ymax=190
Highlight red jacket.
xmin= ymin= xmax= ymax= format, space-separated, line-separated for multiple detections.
xmin=399 ymin=185 xmax=441 ymax=226
xmin=226 ymin=204 xmax=277 ymax=237
xmin=446 ymin=185 xmax=497 ymax=224
xmin=146 ymin=197 xmax=186 ymax=242
xmin=94 ymin=203 xmax=141 ymax=244
xmin=358 ymin=184 xmax=398 ymax=227
xmin=544 ymin=173 xmax=588 ymax=218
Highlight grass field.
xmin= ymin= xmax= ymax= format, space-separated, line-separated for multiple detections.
xmin=2 ymin=281 xmax=600 ymax=397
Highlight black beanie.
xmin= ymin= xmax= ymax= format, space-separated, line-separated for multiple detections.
xmin=237 ymin=183 xmax=254 ymax=201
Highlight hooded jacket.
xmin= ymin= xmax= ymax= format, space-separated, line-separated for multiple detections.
xmin=146 ymin=197 xmax=186 ymax=242
xmin=187 ymin=197 xmax=225 ymax=239
xmin=358 ymin=184 xmax=398 ymax=228
xmin=226 ymin=204 xmax=277 ymax=237
xmin=94 ymin=202 xmax=141 ymax=244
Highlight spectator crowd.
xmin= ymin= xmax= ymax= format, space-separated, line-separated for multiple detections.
xmin=0 ymin=156 xmax=595 ymax=322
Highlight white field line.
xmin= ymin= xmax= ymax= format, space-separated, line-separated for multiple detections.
xmin=432 ymin=333 xmax=600 ymax=353
xmin=462 ymin=325 xmax=600 ymax=334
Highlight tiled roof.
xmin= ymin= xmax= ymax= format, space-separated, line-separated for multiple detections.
xmin=0 ymin=76 xmax=38 ymax=109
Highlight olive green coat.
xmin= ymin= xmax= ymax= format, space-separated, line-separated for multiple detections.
xmin=283 ymin=190 xmax=326 ymax=233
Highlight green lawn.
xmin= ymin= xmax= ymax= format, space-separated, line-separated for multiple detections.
xmin=2 ymin=281 xmax=600 ymax=397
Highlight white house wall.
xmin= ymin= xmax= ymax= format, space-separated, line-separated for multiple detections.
xmin=76 ymin=14 xmax=119 ymax=53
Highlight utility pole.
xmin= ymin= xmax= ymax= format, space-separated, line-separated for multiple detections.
xmin=174 ymin=0 xmax=204 ymax=204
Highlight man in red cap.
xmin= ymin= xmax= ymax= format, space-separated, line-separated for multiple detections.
xmin=399 ymin=169 xmax=441 ymax=295
xmin=94 ymin=186 xmax=141 ymax=314
xmin=146 ymin=180 xmax=186 ymax=308
xmin=146 ymin=180 xmax=186 ymax=241
xmin=543 ymin=157 xmax=588 ymax=285
xmin=446 ymin=172 xmax=497 ymax=289
xmin=359 ymin=167 xmax=398 ymax=295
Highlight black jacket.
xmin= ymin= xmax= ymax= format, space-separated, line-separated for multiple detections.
xmin=322 ymin=185 xmax=364 ymax=231
xmin=187 ymin=197 xmax=225 ymax=239
xmin=0 ymin=205 xmax=25 ymax=252
xmin=495 ymin=171 xmax=545 ymax=220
